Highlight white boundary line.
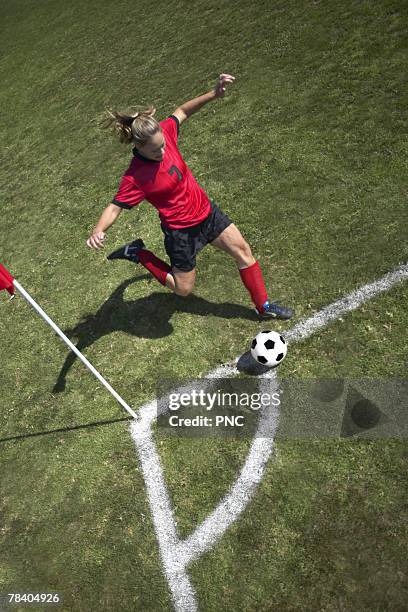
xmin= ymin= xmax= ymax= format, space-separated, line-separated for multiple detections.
xmin=129 ymin=262 xmax=408 ymax=611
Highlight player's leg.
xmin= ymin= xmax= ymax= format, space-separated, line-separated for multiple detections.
xmin=160 ymin=224 xmax=198 ymax=295
xmin=166 ymin=267 xmax=196 ymax=296
xmin=107 ymin=239 xmax=172 ymax=287
xmin=210 ymin=223 xmax=255 ymax=268
xmin=210 ymin=222 xmax=294 ymax=320
xmin=107 ymin=228 xmax=197 ymax=297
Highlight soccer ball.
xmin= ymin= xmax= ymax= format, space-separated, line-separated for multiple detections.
xmin=250 ymin=330 xmax=287 ymax=368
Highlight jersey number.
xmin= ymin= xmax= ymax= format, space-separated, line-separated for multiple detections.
xmin=168 ymin=165 xmax=183 ymax=181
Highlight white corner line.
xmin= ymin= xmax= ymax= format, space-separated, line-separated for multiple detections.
xmin=129 ymin=262 xmax=408 ymax=611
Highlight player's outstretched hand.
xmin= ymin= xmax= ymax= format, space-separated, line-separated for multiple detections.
xmin=87 ymin=231 xmax=106 ymax=250
xmin=214 ymin=73 xmax=235 ymax=98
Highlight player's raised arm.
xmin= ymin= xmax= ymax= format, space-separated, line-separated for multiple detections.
xmin=87 ymin=203 xmax=123 ymax=250
xmin=176 ymin=73 xmax=236 ymax=119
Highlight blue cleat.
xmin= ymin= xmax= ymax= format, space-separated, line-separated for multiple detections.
xmin=107 ymin=239 xmax=145 ymax=263
xmin=255 ymin=300 xmax=294 ymax=321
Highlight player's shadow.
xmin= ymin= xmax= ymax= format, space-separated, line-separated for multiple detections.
xmin=52 ymin=275 xmax=256 ymax=393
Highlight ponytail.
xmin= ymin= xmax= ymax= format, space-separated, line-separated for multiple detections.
xmin=99 ymin=105 xmax=160 ymax=146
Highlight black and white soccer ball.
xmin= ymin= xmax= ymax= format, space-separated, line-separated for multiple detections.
xmin=250 ymin=330 xmax=287 ymax=368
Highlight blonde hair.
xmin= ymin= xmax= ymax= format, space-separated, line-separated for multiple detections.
xmin=99 ymin=105 xmax=160 ymax=146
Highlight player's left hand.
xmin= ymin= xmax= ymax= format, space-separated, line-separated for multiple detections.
xmin=214 ymin=73 xmax=235 ymax=98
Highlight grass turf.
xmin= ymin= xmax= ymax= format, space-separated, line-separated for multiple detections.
xmin=0 ymin=0 xmax=407 ymax=610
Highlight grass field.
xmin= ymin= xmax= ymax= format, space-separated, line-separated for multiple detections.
xmin=0 ymin=0 xmax=407 ymax=610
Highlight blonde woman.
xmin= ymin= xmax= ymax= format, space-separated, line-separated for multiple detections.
xmin=87 ymin=74 xmax=294 ymax=320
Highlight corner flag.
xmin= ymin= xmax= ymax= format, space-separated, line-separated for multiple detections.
xmin=0 ymin=263 xmax=15 ymax=297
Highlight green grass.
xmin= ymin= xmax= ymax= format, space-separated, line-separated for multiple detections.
xmin=0 ymin=0 xmax=407 ymax=610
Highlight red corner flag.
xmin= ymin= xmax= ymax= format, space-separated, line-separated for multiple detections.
xmin=0 ymin=263 xmax=15 ymax=296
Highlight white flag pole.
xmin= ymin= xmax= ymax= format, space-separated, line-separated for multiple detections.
xmin=12 ymin=280 xmax=138 ymax=420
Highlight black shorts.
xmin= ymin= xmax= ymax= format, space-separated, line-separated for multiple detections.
xmin=161 ymin=200 xmax=233 ymax=272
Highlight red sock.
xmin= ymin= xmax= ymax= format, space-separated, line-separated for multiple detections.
xmin=239 ymin=260 xmax=268 ymax=311
xmin=138 ymin=249 xmax=172 ymax=286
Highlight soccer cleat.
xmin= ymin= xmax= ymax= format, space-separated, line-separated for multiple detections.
xmin=107 ymin=239 xmax=145 ymax=263
xmin=255 ymin=300 xmax=294 ymax=321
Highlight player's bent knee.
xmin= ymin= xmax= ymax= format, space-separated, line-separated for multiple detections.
xmin=172 ymin=266 xmax=195 ymax=296
xmin=174 ymin=285 xmax=194 ymax=297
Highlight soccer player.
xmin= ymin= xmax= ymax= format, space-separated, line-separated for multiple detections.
xmin=87 ymin=74 xmax=294 ymax=320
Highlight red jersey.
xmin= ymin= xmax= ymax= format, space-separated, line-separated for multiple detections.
xmin=111 ymin=115 xmax=212 ymax=229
